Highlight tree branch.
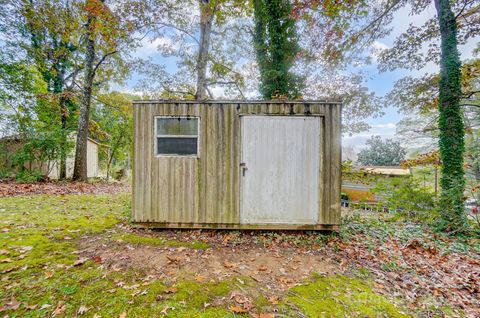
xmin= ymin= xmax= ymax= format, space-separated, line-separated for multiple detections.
xmin=155 ymin=23 xmax=199 ymax=44
xmin=463 ymin=90 xmax=480 ymax=98
xmin=92 ymin=50 xmax=118 ymax=76
xmin=461 ymin=103 xmax=480 ymax=108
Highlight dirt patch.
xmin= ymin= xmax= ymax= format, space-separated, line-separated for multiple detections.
xmin=0 ymin=181 xmax=130 ymax=197
xmin=79 ymin=230 xmax=339 ymax=295
xmin=78 ymin=222 xmax=480 ymax=317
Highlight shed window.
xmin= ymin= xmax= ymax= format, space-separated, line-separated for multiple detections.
xmin=155 ymin=117 xmax=199 ymax=156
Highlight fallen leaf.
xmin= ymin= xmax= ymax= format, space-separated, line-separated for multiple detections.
xmin=92 ymin=256 xmax=104 ymax=264
xmin=268 ymin=295 xmax=279 ymax=305
xmin=163 ymin=287 xmax=177 ymax=294
xmin=160 ymin=305 xmax=172 ymax=315
xmin=73 ymin=258 xmax=88 ymax=266
xmin=258 ymin=264 xmax=268 ymax=271
xmin=0 ymin=258 xmax=12 ymax=263
xmin=77 ymin=305 xmax=89 ymax=315
xmin=52 ymin=302 xmax=65 ymax=316
xmin=253 ymin=314 xmax=275 ymax=318
xmin=166 ymin=256 xmax=180 ymax=264
xmin=119 ymin=312 xmax=127 ymax=318
xmin=229 ymin=306 xmax=248 ymax=313
xmin=0 ymin=299 xmax=21 ymax=312
xmin=223 ymin=261 xmax=236 ymax=269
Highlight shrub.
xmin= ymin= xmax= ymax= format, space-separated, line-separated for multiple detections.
xmin=372 ymin=177 xmax=437 ymax=222
xmin=15 ymin=169 xmax=44 ymax=182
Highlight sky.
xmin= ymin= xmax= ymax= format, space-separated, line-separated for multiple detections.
xmin=123 ymin=4 xmax=478 ymax=153
xmin=343 ymin=4 xmax=478 ymax=151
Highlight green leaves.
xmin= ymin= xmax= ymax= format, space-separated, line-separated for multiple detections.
xmin=253 ymin=0 xmax=303 ymax=99
xmin=357 ymin=136 xmax=407 ymax=166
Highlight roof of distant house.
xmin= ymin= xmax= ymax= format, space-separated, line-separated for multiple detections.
xmin=359 ymin=166 xmax=411 ymax=176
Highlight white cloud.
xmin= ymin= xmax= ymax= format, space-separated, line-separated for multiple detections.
xmin=371 ymin=123 xmax=396 ymax=129
xmin=370 ymin=41 xmax=389 ymax=63
xmin=134 ymin=36 xmax=179 ymax=58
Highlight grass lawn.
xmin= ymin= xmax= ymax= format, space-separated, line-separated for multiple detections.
xmin=0 ymin=192 xmax=476 ymax=317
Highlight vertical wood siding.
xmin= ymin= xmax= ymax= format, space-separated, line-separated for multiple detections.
xmin=133 ymin=101 xmax=341 ymax=227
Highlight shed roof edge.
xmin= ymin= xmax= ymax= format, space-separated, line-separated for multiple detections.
xmin=132 ymin=99 xmax=342 ymax=105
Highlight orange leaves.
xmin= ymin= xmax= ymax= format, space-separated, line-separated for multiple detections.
xmin=229 ymin=305 xmax=248 ymax=313
xmin=0 ymin=181 xmax=128 ymax=196
xmin=401 ymin=151 xmax=441 ymax=168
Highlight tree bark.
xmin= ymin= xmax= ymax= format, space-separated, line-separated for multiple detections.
xmin=434 ymin=0 xmax=466 ymax=232
xmin=72 ymin=11 xmax=96 ymax=181
xmin=53 ymin=63 xmax=68 ymax=180
xmin=195 ymin=0 xmax=214 ymax=100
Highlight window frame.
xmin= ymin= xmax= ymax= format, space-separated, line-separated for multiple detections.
xmin=154 ymin=116 xmax=200 ymax=158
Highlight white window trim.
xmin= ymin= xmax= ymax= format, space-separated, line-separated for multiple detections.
xmin=154 ymin=116 xmax=200 ymax=158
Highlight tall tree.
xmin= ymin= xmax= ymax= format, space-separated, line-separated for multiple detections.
xmin=357 ymin=135 xmax=407 ymax=166
xmin=303 ymin=0 xmax=477 ymax=232
xmin=7 ymin=0 xmax=81 ymax=179
xmin=135 ymin=0 xmax=250 ymax=100
xmin=73 ymin=0 xmax=99 ymax=181
xmin=434 ymin=0 xmax=466 ymax=231
xmin=72 ymin=0 xmax=136 ymax=181
xmin=195 ymin=0 xmax=215 ymax=99
xmin=253 ymin=0 xmax=302 ymax=99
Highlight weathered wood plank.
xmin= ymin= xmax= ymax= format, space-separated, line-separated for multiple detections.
xmin=132 ymin=101 xmax=341 ymax=228
xmin=330 ymin=104 xmax=342 ymax=224
xmin=133 ymin=222 xmax=339 ymax=231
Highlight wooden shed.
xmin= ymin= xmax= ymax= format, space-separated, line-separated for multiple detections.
xmin=133 ymin=100 xmax=342 ymax=230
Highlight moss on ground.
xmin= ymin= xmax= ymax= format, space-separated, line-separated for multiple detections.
xmin=114 ymin=232 xmax=210 ymax=249
xmin=0 ymin=193 xmax=410 ymax=317
xmin=283 ymin=274 xmax=410 ymax=317
xmin=0 ymin=194 xmax=232 ymax=317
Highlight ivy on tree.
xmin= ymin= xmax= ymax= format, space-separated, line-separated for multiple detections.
xmin=434 ymin=0 xmax=466 ymax=232
xmin=253 ymin=0 xmax=303 ymax=99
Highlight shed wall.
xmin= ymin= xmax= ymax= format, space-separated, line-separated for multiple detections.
xmin=133 ymin=101 xmax=341 ymax=229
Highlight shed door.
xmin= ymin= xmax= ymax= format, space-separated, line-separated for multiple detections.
xmin=240 ymin=116 xmax=320 ymax=224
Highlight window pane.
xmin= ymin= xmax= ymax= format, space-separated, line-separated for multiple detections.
xmin=157 ymin=137 xmax=198 ymax=155
xmin=156 ymin=118 xmax=198 ymax=135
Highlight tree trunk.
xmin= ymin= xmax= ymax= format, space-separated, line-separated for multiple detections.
xmin=434 ymin=0 xmax=466 ymax=232
xmin=195 ymin=0 xmax=214 ymax=100
xmin=52 ymin=58 xmax=68 ymax=180
xmin=59 ymin=96 xmax=68 ymax=179
xmin=72 ymin=12 xmax=96 ymax=181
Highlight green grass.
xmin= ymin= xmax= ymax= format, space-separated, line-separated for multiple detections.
xmin=283 ymin=274 xmax=409 ymax=317
xmin=114 ymin=232 xmax=211 ymax=249
xmin=0 ymin=193 xmax=409 ymax=317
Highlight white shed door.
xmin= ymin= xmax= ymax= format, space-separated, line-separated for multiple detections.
xmin=240 ymin=116 xmax=320 ymax=224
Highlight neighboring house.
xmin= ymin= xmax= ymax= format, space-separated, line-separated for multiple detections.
xmin=48 ymin=137 xmax=101 ymax=179
xmin=342 ymin=166 xmax=411 ymax=202
xmin=0 ymin=135 xmax=103 ymax=179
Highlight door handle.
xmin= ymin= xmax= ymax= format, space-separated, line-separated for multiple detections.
xmin=240 ymin=163 xmax=248 ymax=176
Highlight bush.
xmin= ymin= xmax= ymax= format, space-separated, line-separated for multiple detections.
xmin=372 ymin=177 xmax=437 ymax=222
xmin=15 ymin=169 xmax=45 ymax=182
